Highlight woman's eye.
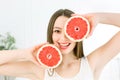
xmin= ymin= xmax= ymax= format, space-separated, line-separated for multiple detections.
xmin=53 ymin=30 xmax=60 ymax=33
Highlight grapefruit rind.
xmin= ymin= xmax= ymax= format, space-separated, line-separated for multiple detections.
xmin=64 ymin=16 xmax=90 ymax=42
xmin=36 ymin=44 xmax=62 ymax=69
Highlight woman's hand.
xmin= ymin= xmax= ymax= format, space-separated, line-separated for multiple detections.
xmin=25 ymin=43 xmax=48 ymax=66
xmin=71 ymin=13 xmax=99 ymax=38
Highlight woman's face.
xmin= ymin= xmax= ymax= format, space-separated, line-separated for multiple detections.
xmin=52 ymin=16 xmax=76 ymax=54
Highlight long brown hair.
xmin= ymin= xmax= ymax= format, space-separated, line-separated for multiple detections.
xmin=47 ymin=9 xmax=84 ymax=58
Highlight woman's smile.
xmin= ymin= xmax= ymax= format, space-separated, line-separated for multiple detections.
xmin=58 ymin=42 xmax=71 ymax=50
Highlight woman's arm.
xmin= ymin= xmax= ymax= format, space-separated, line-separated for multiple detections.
xmin=81 ymin=13 xmax=120 ymax=37
xmin=97 ymin=13 xmax=120 ymax=27
xmin=0 ymin=49 xmax=29 ymax=65
xmin=0 ymin=44 xmax=46 ymax=79
xmin=86 ymin=12 xmax=120 ymax=78
xmin=0 ymin=43 xmax=46 ymax=65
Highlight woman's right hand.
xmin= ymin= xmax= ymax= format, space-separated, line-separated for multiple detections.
xmin=25 ymin=43 xmax=48 ymax=66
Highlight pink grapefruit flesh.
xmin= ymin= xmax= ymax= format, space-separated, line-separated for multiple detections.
xmin=36 ymin=44 xmax=62 ymax=68
xmin=64 ymin=16 xmax=90 ymax=42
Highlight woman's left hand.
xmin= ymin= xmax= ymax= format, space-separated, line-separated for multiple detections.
xmin=71 ymin=13 xmax=99 ymax=38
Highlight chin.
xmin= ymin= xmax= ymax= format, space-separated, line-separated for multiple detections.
xmin=60 ymin=49 xmax=72 ymax=55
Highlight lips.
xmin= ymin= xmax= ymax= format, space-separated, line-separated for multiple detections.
xmin=58 ymin=43 xmax=71 ymax=50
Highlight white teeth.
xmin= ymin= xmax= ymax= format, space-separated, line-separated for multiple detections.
xmin=60 ymin=43 xmax=69 ymax=46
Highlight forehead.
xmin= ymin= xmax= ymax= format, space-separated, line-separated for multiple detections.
xmin=54 ymin=16 xmax=69 ymax=28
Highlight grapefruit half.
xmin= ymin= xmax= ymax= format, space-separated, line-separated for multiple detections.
xmin=64 ymin=16 xmax=90 ymax=42
xmin=36 ymin=44 xmax=62 ymax=68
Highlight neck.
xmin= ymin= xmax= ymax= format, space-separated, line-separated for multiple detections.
xmin=61 ymin=51 xmax=77 ymax=65
xmin=55 ymin=51 xmax=80 ymax=72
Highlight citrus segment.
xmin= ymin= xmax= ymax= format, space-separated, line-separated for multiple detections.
xmin=36 ymin=44 xmax=62 ymax=68
xmin=64 ymin=16 xmax=90 ymax=42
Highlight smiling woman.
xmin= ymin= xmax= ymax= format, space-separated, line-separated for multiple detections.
xmin=0 ymin=9 xmax=120 ymax=80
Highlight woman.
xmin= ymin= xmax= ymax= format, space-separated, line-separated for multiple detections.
xmin=0 ymin=9 xmax=120 ymax=80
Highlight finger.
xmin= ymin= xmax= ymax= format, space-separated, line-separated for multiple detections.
xmin=33 ymin=42 xmax=49 ymax=52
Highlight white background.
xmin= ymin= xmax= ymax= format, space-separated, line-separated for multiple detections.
xmin=0 ymin=0 xmax=120 ymax=80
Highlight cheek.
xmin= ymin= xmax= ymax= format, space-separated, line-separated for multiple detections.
xmin=52 ymin=34 xmax=59 ymax=42
xmin=73 ymin=42 xmax=76 ymax=48
xmin=71 ymin=42 xmax=76 ymax=46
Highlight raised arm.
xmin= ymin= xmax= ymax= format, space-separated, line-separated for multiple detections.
xmin=85 ymin=12 xmax=120 ymax=79
xmin=96 ymin=12 xmax=120 ymax=27
xmin=0 ymin=49 xmax=28 ymax=65
xmin=0 ymin=44 xmax=45 ymax=79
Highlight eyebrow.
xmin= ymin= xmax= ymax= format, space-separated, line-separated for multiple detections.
xmin=53 ymin=27 xmax=62 ymax=29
